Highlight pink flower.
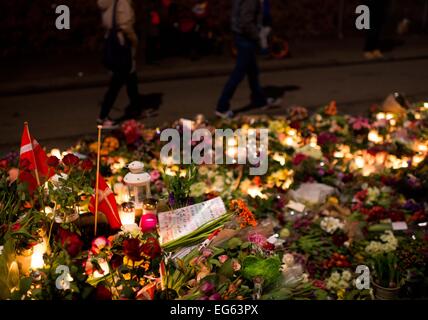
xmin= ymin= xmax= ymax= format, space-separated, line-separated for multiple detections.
xmin=349 ymin=117 xmax=370 ymax=131
xmin=91 ymin=236 xmax=110 ymax=255
xmin=218 ymin=255 xmax=229 ymax=264
xmin=248 ymin=232 xmax=267 ymax=246
xmin=150 ymin=170 xmax=160 ymax=182
xmin=202 ymin=248 xmax=213 ymax=258
xmin=232 ymin=259 xmax=241 ymax=272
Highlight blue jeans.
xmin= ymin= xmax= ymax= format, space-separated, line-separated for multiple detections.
xmin=217 ymin=35 xmax=266 ymax=112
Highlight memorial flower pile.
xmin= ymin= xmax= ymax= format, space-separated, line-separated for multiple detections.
xmin=0 ymin=100 xmax=428 ymax=300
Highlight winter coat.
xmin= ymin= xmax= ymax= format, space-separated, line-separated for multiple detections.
xmin=231 ymin=0 xmax=262 ymax=41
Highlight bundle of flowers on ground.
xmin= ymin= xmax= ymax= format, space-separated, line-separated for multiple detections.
xmin=0 ymin=100 xmax=428 ymax=300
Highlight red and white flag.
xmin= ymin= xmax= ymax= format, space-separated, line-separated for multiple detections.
xmin=89 ymin=176 xmax=122 ymax=230
xmin=19 ymin=122 xmax=51 ymax=193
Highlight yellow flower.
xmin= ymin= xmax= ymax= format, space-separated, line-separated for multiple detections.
xmin=337 ymin=288 xmax=346 ymax=300
xmin=328 ymin=197 xmax=339 ymax=205
xmin=123 ymin=256 xmax=145 ymax=268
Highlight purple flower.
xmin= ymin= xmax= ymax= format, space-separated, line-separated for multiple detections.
xmin=317 ymin=132 xmax=337 ymax=146
xmin=200 ymin=282 xmax=215 ymax=294
xmin=403 ymin=200 xmax=423 ymax=212
xmin=168 ymin=193 xmax=175 ymax=207
xmin=208 ymin=293 xmax=221 ymax=300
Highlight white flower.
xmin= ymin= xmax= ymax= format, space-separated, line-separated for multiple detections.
xmin=212 ymin=176 xmax=225 ymax=192
xmin=330 ymin=271 xmax=341 ymax=283
xmin=320 ymin=217 xmax=344 ymax=234
xmin=365 ymin=230 xmax=398 ymax=255
xmin=190 ymin=182 xmax=207 ymax=197
xmin=342 ymin=270 xmax=352 ymax=282
xmin=338 ymin=279 xmax=350 ymax=289
xmin=301 ymin=273 xmax=309 ymax=283
xmin=282 ymin=253 xmax=295 ymax=267
xmin=120 ymin=224 xmax=142 ymax=237
xmin=198 ymin=166 xmax=209 ymax=176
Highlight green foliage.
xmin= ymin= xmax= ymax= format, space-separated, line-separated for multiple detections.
xmin=241 ymin=255 xmax=282 ymax=286
xmin=163 ymin=164 xmax=198 ymax=209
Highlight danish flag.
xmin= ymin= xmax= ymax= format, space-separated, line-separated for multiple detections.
xmin=18 ymin=122 xmax=51 ymax=193
xmin=89 ymin=175 xmax=122 ymax=230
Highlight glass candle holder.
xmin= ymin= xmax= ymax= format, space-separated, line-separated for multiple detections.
xmin=120 ymin=202 xmax=136 ymax=225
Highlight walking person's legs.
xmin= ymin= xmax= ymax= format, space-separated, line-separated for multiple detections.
xmin=247 ymin=41 xmax=267 ymax=108
xmin=99 ymin=71 xmax=127 ymax=125
xmin=123 ymin=72 xmax=141 ymax=119
xmin=216 ymin=36 xmax=251 ymax=115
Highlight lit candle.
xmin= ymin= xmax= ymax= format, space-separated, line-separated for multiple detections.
xmin=354 ymin=156 xmax=365 ymax=169
xmin=376 ymin=113 xmax=386 ymax=120
xmin=120 ymin=202 xmax=136 ymax=225
xmin=50 ymin=148 xmax=62 ymax=159
xmin=30 ymin=242 xmax=47 ymax=270
xmin=368 ymin=130 xmax=383 ymax=144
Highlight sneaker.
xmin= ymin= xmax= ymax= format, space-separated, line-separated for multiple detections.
xmin=215 ymin=110 xmax=234 ymax=119
xmin=363 ymin=51 xmax=376 ymax=60
xmin=96 ymin=118 xmax=119 ymax=129
xmin=372 ymin=50 xmax=384 ymax=59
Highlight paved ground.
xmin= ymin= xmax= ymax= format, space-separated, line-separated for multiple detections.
xmin=1 ymin=36 xmax=428 ymax=156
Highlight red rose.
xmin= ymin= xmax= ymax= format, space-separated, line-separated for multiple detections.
xmin=81 ymin=159 xmax=94 ymax=171
xmin=110 ymin=254 xmax=123 ymax=270
xmin=62 ymin=154 xmax=80 ymax=167
xmin=355 ymin=189 xmax=368 ymax=202
xmin=47 ymin=156 xmax=60 ymax=168
xmin=57 ymin=228 xmax=83 ymax=257
xmin=0 ymin=159 xmax=8 ymax=169
xmin=292 ymin=153 xmax=307 ymax=166
xmin=123 ymin=238 xmax=143 ymax=261
xmin=141 ymin=237 xmax=161 ymax=259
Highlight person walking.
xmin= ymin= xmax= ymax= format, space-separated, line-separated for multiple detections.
xmin=97 ymin=0 xmax=141 ymax=128
xmin=363 ymin=0 xmax=390 ymax=60
xmin=216 ymin=0 xmax=268 ymax=119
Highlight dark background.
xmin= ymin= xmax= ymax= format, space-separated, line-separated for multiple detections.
xmin=1 ymin=0 xmax=427 ymax=58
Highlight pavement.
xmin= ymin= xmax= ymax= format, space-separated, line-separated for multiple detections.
xmin=1 ymin=35 xmax=428 ymax=156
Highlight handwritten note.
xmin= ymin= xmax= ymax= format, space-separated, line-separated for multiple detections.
xmin=158 ymin=197 xmax=227 ymax=246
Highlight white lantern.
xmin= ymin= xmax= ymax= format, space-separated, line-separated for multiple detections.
xmin=124 ymin=161 xmax=151 ymax=211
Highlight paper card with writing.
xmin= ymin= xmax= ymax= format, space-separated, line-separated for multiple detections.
xmin=158 ymin=197 xmax=227 ymax=245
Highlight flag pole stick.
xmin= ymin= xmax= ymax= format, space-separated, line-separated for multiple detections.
xmin=24 ymin=122 xmax=41 ymax=186
xmin=94 ymin=125 xmax=103 ymax=237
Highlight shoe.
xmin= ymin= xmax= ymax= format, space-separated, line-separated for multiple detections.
xmin=215 ymin=110 xmax=234 ymax=119
xmin=363 ymin=51 xmax=376 ymax=60
xmin=372 ymin=50 xmax=384 ymax=59
xmin=96 ymin=118 xmax=119 ymax=129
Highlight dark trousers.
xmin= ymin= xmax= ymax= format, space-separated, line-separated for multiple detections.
xmin=99 ymin=71 xmax=140 ymax=120
xmin=217 ymin=35 xmax=266 ymax=112
xmin=364 ymin=0 xmax=389 ymax=52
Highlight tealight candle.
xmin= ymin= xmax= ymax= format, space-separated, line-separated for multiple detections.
xmin=120 ymin=202 xmax=136 ymax=225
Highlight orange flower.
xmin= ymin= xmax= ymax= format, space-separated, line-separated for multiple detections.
xmin=230 ymin=199 xmax=257 ymax=228
xmin=324 ymin=100 xmax=337 ymax=116
xmin=252 ymin=176 xmax=262 ymax=186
